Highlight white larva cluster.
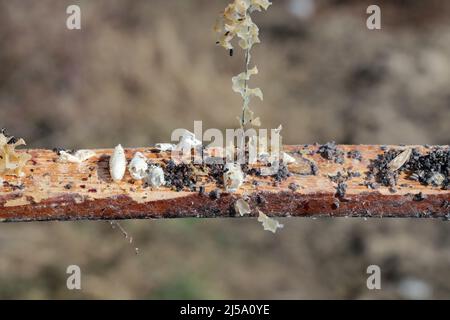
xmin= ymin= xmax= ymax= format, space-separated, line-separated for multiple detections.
xmin=109 ymin=144 xmax=127 ymax=182
xmin=109 ymin=147 xmax=166 ymax=188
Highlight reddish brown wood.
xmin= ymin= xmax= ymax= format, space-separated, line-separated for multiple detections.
xmin=0 ymin=145 xmax=449 ymax=222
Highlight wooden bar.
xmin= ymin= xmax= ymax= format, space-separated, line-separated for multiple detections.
xmin=0 ymin=145 xmax=449 ymax=222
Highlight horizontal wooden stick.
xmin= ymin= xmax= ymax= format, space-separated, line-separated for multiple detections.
xmin=0 ymin=145 xmax=449 ymax=222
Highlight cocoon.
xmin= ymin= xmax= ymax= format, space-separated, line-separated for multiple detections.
xmin=110 ymin=144 xmax=127 ymax=182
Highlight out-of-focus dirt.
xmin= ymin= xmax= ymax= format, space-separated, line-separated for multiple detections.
xmin=0 ymin=0 xmax=449 ymax=299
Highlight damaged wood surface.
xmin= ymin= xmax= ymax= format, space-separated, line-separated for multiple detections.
xmin=0 ymin=145 xmax=449 ymax=222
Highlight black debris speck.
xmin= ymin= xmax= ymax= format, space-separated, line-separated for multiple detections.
xmin=275 ymin=162 xmax=291 ymax=182
xmin=317 ymin=141 xmax=344 ymax=164
xmin=209 ymin=189 xmax=221 ymax=200
xmin=413 ymin=192 xmax=426 ymax=201
xmin=208 ymin=163 xmax=225 ymax=186
xmin=329 ymin=170 xmax=358 ymax=184
xmin=288 ymin=182 xmax=299 ymax=192
xmin=364 ymin=181 xmax=379 ymax=190
xmin=311 ymin=163 xmax=319 ymax=175
xmin=347 ymin=150 xmax=362 ymax=161
xmin=244 ymin=166 xmax=261 ymax=177
xmin=256 ymin=194 xmax=266 ymax=205
xmin=442 ymin=200 xmax=449 ymax=209
xmin=335 ymin=182 xmax=347 ymax=198
xmin=332 ymin=199 xmax=340 ymax=210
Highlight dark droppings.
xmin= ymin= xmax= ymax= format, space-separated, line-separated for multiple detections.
xmin=369 ymin=149 xmax=401 ymax=187
xmin=208 ymin=163 xmax=225 ymax=185
xmin=245 ymin=167 xmax=262 ymax=177
xmin=209 ymin=189 xmax=221 ymax=200
xmin=244 ymin=160 xmax=291 ymax=182
xmin=164 ymin=160 xmax=197 ymax=192
xmin=311 ymin=163 xmax=319 ymax=175
xmin=332 ymin=198 xmax=340 ymax=210
xmin=256 ymin=193 xmax=267 ymax=205
xmin=288 ymin=182 xmax=299 ymax=192
xmin=335 ymin=182 xmax=347 ymax=198
xmin=317 ymin=141 xmax=344 ymax=164
xmin=252 ymin=180 xmax=260 ymax=187
xmin=370 ymin=146 xmax=449 ymax=189
xmin=364 ymin=181 xmax=380 ymax=190
xmin=274 ymin=162 xmax=291 ymax=182
xmin=329 ymin=170 xmax=359 ymax=184
xmin=64 ymin=183 xmax=73 ymax=190
xmin=347 ymin=150 xmax=362 ymax=161
xmin=413 ymin=192 xmax=427 ymax=201
xmin=162 ymin=156 xmax=291 ymax=192
xmin=404 ymin=147 xmax=449 ymax=189
xmin=351 ymin=171 xmax=361 ymax=178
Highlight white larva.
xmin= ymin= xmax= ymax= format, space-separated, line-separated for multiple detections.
xmin=110 ymin=144 xmax=127 ymax=182
xmin=128 ymin=152 xmax=148 ymax=180
xmin=145 ymin=165 xmax=166 ymax=188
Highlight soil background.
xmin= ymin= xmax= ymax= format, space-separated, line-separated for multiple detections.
xmin=0 ymin=0 xmax=449 ymax=299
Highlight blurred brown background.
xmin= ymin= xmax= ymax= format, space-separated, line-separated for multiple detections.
xmin=0 ymin=0 xmax=449 ymax=299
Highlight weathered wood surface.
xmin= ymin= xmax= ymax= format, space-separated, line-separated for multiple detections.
xmin=0 ymin=145 xmax=449 ymax=222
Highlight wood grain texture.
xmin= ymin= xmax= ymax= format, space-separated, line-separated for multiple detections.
xmin=0 ymin=145 xmax=449 ymax=222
